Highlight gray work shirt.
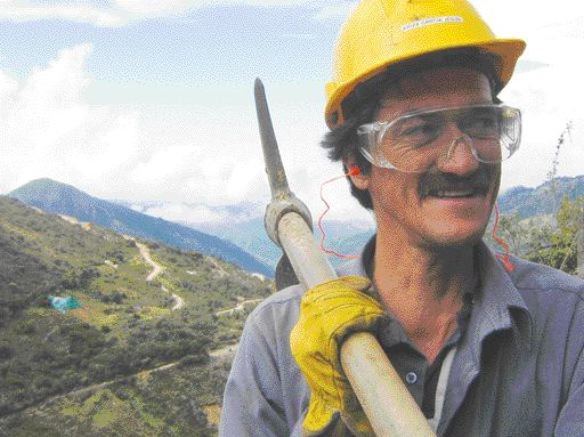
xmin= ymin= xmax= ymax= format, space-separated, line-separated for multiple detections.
xmin=219 ymin=242 xmax=584 ymax=436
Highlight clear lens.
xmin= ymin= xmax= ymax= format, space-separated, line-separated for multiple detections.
xmin=357 ymin=104 xmax=521 ymax=173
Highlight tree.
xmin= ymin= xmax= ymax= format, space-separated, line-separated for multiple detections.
xmin=492 ymin=212 xmax=530 ymax=255
xmin=526 ymin=196 xmax=583 ymax=275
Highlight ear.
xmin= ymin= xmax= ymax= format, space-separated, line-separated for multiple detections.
xmin=343 ymin=156 xmax=370 ymax=190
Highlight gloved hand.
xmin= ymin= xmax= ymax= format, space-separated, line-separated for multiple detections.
xmin=290 ymin=276 xmax=386 ymax=437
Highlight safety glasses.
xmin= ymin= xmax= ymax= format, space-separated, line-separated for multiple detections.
xmin=357 ymin=104 xmax=521 ymax=173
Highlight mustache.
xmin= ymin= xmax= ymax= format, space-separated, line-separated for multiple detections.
xmin=418 ymin=164 xmax=495 ymax=198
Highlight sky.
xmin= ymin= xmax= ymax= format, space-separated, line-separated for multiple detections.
xmin=0 ymin=0 xmax=583 ymax=226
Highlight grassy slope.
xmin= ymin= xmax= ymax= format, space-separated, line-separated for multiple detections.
xmin=0 ymin=196 xmax=273 ymax=436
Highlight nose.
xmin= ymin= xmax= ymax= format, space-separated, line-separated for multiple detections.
xmin=436 ymin=125 xmax=479 ymax=176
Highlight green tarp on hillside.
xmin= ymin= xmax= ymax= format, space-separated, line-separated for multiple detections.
xmin=48 ymin=295 xmax=82 ymax=313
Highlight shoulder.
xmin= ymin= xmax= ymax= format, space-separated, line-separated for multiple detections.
xmin=506 ymin=256 xmax=584 ymax=342
xmin=509 ymin=256 xmax=584 ymax=303
xmin=249 ymin=283 xmax=304 ymax=321
xmin=241 ymin=283 xmax=305 ymax=347
xmin=221 ymin=284 xmax=309 ymax=435
xmin=477 ymin=242 xmax=584 ymax=343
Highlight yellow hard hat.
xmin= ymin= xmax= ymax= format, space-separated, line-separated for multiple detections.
xmin=325 ymin=0 xmax=526 ymax=128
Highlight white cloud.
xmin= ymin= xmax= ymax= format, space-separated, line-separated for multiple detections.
xmin=0 ymin=0 xmax=319 ymax=27
xmin=0 ymin=44 xmax=275 ymax=216
xmin=133 ymin=201 xmax=264 ymax=226
xmin=112 ymin=0 xmax=193 ymax=17
xmin=141 ymin=203 xmax=232 ymax=225
xmin=472 ymin=0 xmax=583 ymax=39
xmin=0 ymin=44 xmax=142 ymax=194
xmin=498 ymin=19 xmax=584 ymax=191
xmin=0 ymin=3 xmax=126 ymax=27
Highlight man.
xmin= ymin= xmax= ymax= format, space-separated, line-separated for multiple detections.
xmin=220 ymin=0 xmax=584 ymax=436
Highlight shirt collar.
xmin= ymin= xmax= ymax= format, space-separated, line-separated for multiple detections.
xmin=472 ymin=241 xmax=533 ymax=346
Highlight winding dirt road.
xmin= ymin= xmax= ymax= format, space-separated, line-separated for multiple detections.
xmin=131 ymin=239 xmax=184 ymax=311
xmin=215 ymin=299 xmax=263 ymax=317
xmin=136 ymin=242 xmax=164 ymax=282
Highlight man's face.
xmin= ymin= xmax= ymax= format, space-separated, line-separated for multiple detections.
xmin=356 ymin=67 xmax=501 ymax=248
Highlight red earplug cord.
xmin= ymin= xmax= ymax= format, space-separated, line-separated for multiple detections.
xmin=317 ymin=166 xmax=360 ymax=259
xmin=319 ymin=167 xmax=515 ymax=271
xmin=492 ymin=203 xmax=515 ymax=272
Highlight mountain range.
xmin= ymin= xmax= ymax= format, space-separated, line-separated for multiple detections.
xmin=497 ymin=175 xmax=584 ymax=219
xmin=194 ymin=175 xmax=584 ymax=269
xmin=9 ymin=179 xmax=273 ymax=277
xmin=8 ymin=175 xmax=584 ymax=275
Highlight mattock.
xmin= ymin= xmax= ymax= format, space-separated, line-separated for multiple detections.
xmin=254 ymin=78 xmax=436 ymax=437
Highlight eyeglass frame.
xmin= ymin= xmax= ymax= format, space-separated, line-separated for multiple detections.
xmin=356 ymin=103 xmax=522 ymax=173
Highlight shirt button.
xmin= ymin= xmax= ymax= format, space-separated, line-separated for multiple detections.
xmin=405 ymin=372 xmax=418 ymax=384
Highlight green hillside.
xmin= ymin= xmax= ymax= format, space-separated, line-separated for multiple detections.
xmin=0 ymin=196 xmax=273 ymax=436
xmin=9 ymin=178 xmax=273 ymax=277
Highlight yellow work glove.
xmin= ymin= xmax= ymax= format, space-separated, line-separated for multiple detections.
xmin=290 ymin=276 xmax=386 ymax=437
